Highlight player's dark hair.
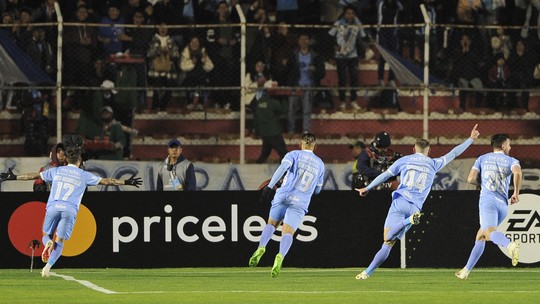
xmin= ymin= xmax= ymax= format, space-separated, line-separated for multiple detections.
xmin=65 ymin=146 xmax=82 ymax=164
xmin=491 ymin=134 xmax=509 ymax=149
xmin=301 ymin=132 xmax=317 ymax=146
xmin=415 ymin=138 xmax=430 ymax=149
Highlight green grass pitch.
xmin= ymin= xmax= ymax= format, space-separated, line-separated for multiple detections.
xmin=1 ymin=268 xmax=538 ymax=303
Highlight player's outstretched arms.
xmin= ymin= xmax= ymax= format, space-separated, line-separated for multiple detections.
xmin=469 ymin=124 xmax=480 ymax=140
xmin=0 ymin=169 xmax=40 ymax=181
xmin=100 ymin=174 xmax=143 ymax=188
xmin=355 ymin=187 xmax=369 ymax=196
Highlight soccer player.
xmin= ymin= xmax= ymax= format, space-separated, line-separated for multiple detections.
xmin=455 ymin=134 xmax=521 ymax=280
xmin=0 ymin=145 xmax=142 ymax=277
xmin=248 ymin=132 xmax=325 ymax=278
xmin=355 ymin=124 xmax=480 ymax=280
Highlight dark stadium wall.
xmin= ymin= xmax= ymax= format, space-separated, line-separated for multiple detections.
xmin=1 ymin=191 xmax=539 ymax=269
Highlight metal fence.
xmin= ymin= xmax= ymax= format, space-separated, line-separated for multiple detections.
xmin=0 ymin=3 xmax=539 ymax=164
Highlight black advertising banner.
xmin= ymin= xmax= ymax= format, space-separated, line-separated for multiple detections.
xmin=1 ymin=191 xmax=538 ymax=269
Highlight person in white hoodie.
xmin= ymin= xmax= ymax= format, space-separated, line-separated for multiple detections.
xmin=180 ymin=35 xmax=214 ymax=111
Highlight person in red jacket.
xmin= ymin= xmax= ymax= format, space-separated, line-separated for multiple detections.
xmin=33 ymin=143 xmax=68 ymax=192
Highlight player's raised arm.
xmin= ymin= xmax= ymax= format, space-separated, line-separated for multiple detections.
xmin=469 ymin=124 xmax=479 ymax=140
xmin=0 ymin=169 xmax=40 ymax=181
xmin=438 ymin=124 xmax=480 ymax=168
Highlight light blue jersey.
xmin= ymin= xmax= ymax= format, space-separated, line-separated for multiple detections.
xmin=40 ymin=164 xmax=101 ymax=214
xmin=274 ymin=150 xmax=325 ymax=210
xmin=367 ymin=138 xmax=474 ymax=211
xmin=267 ymin=149 xmax=324 ymax=230
xmin=474 ymin=151 xmax=520 ymax=204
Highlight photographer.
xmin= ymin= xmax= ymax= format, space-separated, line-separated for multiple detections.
xmin=352 ymin=131 xmax=401 ymax=190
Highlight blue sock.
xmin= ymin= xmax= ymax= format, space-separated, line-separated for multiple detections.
xmin=279 ymin=233 xmax=293 ymax=257
xmin=365 ymin=244 xmax=392 ymax=276
xmin=490 ymin=231 xmax=510 ymax=248
xmin=259 ymin=224 xmax=275 ymax=248
xmin=465 ymin=240 xmax=485 ymax=271
xmin=48 ymin=242 xmax=64 ymax=266
xmin=42 ymin=235 xmax=51 ymax=246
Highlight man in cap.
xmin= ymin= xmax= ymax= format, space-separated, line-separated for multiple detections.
xmin=156 ymin=139 xmax=196 ymax=191
xmin=96 ymin=106 xmax=126 ymax=160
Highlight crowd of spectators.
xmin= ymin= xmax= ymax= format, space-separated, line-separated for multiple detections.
xmin=1 ymin=0 xmax=540 ymax=159
xmin=1 ymin=1 xmax=540 ymax=113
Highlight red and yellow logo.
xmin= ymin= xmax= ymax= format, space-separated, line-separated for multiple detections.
xmin=8 ymin=202 xmax=97 ymax=257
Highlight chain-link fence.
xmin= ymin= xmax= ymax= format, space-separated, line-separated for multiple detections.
xmin=0 ymin=2 xmax=539 ymax=165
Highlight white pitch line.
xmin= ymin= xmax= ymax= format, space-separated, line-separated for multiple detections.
xmin=50 ymin=272 xmax=119 ymax=294
xmin=124 ymin=290 xmax=540 ymax=295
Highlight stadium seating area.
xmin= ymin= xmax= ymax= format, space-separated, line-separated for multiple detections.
xmin=1 ymin=63 xmax=539 ymax=163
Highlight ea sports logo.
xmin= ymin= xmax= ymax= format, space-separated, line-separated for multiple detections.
xmin=498 ymin=193 xmax=540 ymax=264
xmin=8 ymin=201 xmax=97 ymax=258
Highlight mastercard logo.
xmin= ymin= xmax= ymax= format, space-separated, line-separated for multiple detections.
xmin=8 ymin=201 xmax=97 ymax=258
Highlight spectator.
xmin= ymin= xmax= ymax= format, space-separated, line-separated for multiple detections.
xmin=120 ymin=0 xmax=146 ymax=24
xmin=286 ymin=33 xmax=325 ymax=134
xmin=14 ymin=6 xmax=33 ymax=46
xmin=153 ymin=0 xmax=184 ymax=47
xmin=207 ymin=1 xmax=240 ymax=110
xmin=111 ymin=61 xmax=138 ymax=159
xmin=328 ymin=5 xmax=367 ymax=111
xmin=96 ymin=106 xmax=126 ymax=160
xmin=180 ymin=0 xmax=203 ymax=25
xmin=73 ymin=0 xmax=101 ymax=22
xmin=97 ymin=3 xmax=128 ymax=58
xmin=253 ymin=94 xmax=288 ymax=164
xmin=123 ymin=9 xmax=153 ymax=107
xmin=23 ymin=27 xmax=54 ymax=78
xmin=245 ymin=1 xmax=272 ymax=66
xmin=275 ymin=0 xmax=298 ymax=25
xmin=146 ymin=23 xmax=180 ymax=111
xmin=519 ymin=0 xmax=540 ymax=43
xmin=507 ymin=39 xmax=534 ymax=111
xmin=156 ymin=138 xmax=196 ymax=191
xmin=451 ymin=34 xmax=484 ymax=110
xmin=489 ymin=27 xmax=512 ymax=62
xmin=142 ymin=2 xmax=156 ymax=25
xmin=33 ymin=143 xmax=67 ymax=192
xmin=269 ymin=22 xmax=297 ymax=87
xmin=242 ymin=59 xmax=276 ymax=108
xmin=76 ymin=80 xmax=117 ymax=143
xmin=22 ymin=89 xmax=49 ymax=156
xmin=486 ymin=54 xmax=510 ymax=110
xmin=180 ymin=35 xmax=214 ymax=111
xmin=63 ymin=5 xmax=97 ymax=88
xmin=376 ymin=0 xmax=403 ymax=87
xmin=31 ymin=0 xmax=58 ymax=49
xmin=1 ymin=13 xmax=17 ymax=110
